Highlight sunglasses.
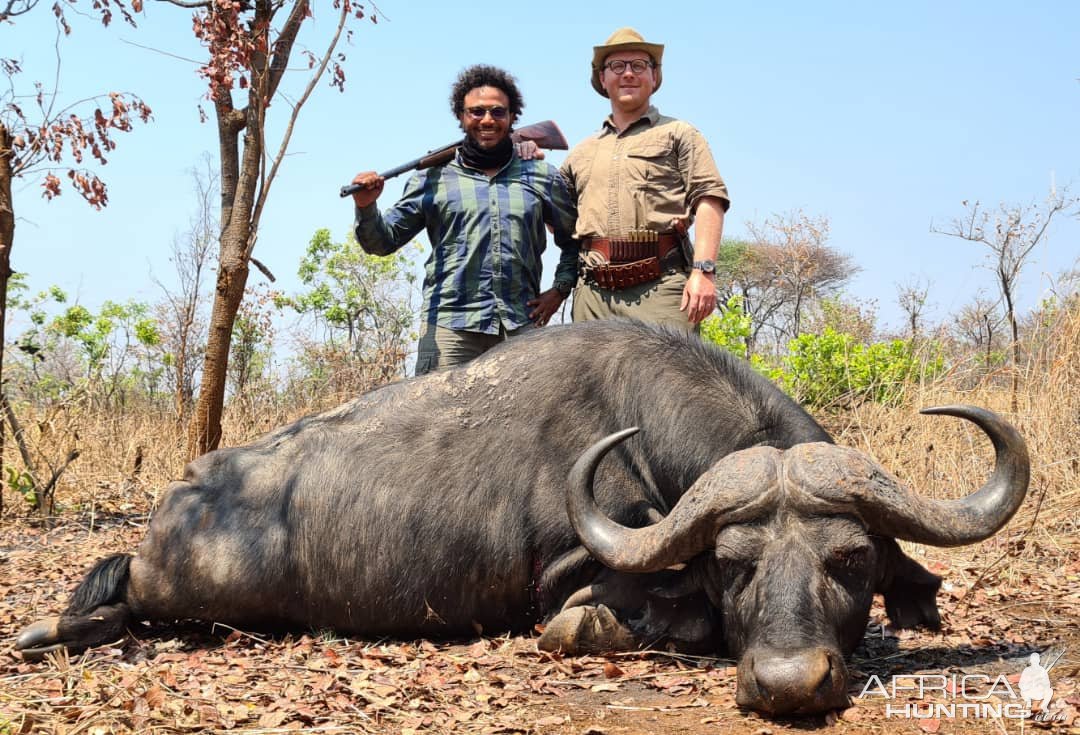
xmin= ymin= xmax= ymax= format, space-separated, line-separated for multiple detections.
xmin=465 ymin=106 xmax=510 ymax=121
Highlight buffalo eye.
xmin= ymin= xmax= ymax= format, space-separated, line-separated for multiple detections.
xmin=827 ymin=545 xmax=871 ymax=572
xmin=723 ymin=557 xmax=758 ymax=585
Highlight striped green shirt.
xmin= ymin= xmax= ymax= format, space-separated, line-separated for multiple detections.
xmin=354 ymin=153 xmax=579 ymax=334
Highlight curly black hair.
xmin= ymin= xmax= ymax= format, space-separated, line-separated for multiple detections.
xmin=449 ymin=64 xmax=525 ymax=120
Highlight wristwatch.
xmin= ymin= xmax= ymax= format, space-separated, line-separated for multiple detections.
xmin=692 ymin=260 xmax=716 ymax=275
xmin=554 ymin=280 xmax=574 ymax=298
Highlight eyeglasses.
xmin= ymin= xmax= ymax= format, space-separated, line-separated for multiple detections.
xmin=604 ymin=59 xmax=653 ymax=75
xmin=465 ymin=106 xmax=509 ymax=120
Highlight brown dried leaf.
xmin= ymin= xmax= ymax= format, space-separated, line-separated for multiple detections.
xmin=534 ymin=715 xmax=565 ymax=726
xmin=590 ymin=682 xmax=620 ymax=693
xmin=917 ymin=717 xmax=941 ymax=733
xmin=258 ymin=710 xmax=289 ymax=728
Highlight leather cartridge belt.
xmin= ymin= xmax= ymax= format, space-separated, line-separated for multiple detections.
xmin=581 ymin=233 xmax=680 ymax=263
xmin=581 ymin=233 xmax=682 ymax=290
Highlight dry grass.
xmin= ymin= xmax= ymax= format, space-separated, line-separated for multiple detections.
xmin=829 ymin=301 xmax=1079 ymax=530
xmin=0 ymin=358 xmax=389 ymax=519
xmin=3 ymin=304 xmax=1078 ymax=535
xmin=821 ymin=302 xmax=1080 ymax=606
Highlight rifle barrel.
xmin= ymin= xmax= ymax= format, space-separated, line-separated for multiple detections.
xmin=339 ymin=120 xmax=566 ymax=198
xmin=379 ymin=158 xmax=426 ymax=179
xmin=339 ymin=156 xmax=427 ymax=197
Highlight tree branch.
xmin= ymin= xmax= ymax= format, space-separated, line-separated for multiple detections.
xmin=248 ymin=0 xmax=344 ymax=259
xmin=119 ymin=38 xmax=203 ymax=65
xmin=265 ymin=0 xmax=309 ymax=98
xmin=215 ymin=85 xmax=243 ymax=234
xmin=1 ymin=393 xmax=38 ymax=485
xmin=0 ymin=0 xmax=42 ymax=21
xmin=155 ymin=0 xmax=211 ymax=7
xmin=249 ymin=255 xmax=275 ymax=281
xmin=38 ymin=448 xmax=79 ymax=513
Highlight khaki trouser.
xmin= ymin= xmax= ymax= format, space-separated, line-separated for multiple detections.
xmin=571 ymin=269 xmax=697 ymax=334
xmin=415 ymin=323 xmax=529 ymax=376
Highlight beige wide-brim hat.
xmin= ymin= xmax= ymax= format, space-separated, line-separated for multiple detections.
xmin=591 ymin=27 xmax=664 ymax=97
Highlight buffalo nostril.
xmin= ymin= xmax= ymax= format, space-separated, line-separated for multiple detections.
xmin=749 ymin=648 xmax=842 ymax=714
xmin=815 ymin=650 xmax=841 ymax=699
xmin=756 ymin=649 xmax=828 ymax=691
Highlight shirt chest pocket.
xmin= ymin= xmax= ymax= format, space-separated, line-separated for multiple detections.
xmin=623 ymin=140 xmax=675 ymax=188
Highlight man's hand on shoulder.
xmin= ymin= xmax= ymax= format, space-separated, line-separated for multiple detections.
xmin=515 ymin=141 xmax=546 ymax=161
xmin=350 ymin=171 xmax=385 ymax=208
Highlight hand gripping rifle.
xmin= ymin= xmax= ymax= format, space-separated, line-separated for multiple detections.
xmin=339 ymin=120 xmax=568 ymax=198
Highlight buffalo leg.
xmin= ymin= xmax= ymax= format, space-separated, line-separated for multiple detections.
xmin=16 ymin=554 xmax=135 ymax=660
xmin=17 ymin=603 xmax=132 ymax=660
xmin=545 ymin=566 xmax=719 ymax=654
xmin=876 ymin=539 xmax=942 ymax=630
xmin=538 ymin=604 xmax=639 ymax=654
xmin=560 ymin=580 xmax=645 ymax=613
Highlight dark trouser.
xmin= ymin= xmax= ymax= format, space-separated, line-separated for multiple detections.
xmin=415 ymin=323 xmax=529 ymax=376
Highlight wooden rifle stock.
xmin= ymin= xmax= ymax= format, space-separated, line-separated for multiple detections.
xmin=339 ymin=120 xmax=568 ymax=198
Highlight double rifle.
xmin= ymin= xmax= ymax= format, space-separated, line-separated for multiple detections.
xmin=339 ymin=120 xmax=568 ymax=198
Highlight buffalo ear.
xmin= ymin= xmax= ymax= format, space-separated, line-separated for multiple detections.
xmin=875 ymin=538 xmax=942 ymax=630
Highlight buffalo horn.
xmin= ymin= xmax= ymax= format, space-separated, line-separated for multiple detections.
xmin=860 ymin=405 xmax=1030 ymax=546
xmin=566 ymin=428 xmax=774 ymax=573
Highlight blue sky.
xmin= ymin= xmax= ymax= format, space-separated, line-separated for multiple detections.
xmin=5 ymin=0 xmax=1079 ymax=334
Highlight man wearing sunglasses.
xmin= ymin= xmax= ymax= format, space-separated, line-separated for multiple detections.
xmin=561 ymin=28 xmax=730 ymax=331
xmin=349 ymin=65 xmax=578 ymax=375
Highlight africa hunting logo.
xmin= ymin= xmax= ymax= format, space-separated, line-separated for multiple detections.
xmin=858 ymin=647 xmax=1068 ymax=723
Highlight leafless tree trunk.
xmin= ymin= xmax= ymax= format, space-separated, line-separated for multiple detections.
xmin=155 ymin=155 xmax=216 ymax=423
xmin=179 ymin=0 xmax=354 ymax=458
xmin=897 ymin=277 xmax=931 ymax=340
xmin=952 ymin=292 xmax=1004 ymax=370
xmin=0 ymin=122 xmax=14 ymax=517
xmin=934 ymin=192 xmax=1076 ymax=411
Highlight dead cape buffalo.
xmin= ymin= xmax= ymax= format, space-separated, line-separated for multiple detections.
xmin=16 ymin=320 xmax=1029 ymax=715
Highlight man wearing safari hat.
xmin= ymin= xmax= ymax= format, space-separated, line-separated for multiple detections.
xmin=561 ymin=28 xmax=730 ymax=330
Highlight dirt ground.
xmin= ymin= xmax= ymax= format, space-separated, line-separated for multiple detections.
xmin=1 ymin=516 xmax=1078 ymax=735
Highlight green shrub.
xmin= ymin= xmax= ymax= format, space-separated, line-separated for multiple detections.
xmin=770 ymin=328 xmax=944 ymax=409
xmin=700 ymin=295 xmax=751 ymax=359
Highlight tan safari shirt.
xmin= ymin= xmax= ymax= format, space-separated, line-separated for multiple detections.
xmin=560 ymin=106 xmax=730 ymax=239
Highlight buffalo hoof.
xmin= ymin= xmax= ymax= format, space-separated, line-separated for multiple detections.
xmin=537 ymin=604 xmax=638 ymax=655
xmin=15 ymin=617 xmax=66 ymax=661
